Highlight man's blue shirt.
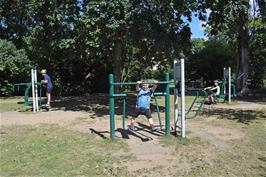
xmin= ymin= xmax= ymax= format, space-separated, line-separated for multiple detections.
xmin=44 ymin=74 xmax=53 ymax=88
xmin=136 ymin=88 xmax=152 ymax=109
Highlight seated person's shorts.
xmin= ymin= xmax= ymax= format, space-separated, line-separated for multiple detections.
xmin=133 ymin=108 xmax=152 ymax=119
xmin=210 ymin=93 xmax=218 ymax=97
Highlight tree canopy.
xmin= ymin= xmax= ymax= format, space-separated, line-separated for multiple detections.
xmin=0 ymin=0 xmax=265 ymax=96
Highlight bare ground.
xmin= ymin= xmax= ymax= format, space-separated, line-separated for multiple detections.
xmin=1 ymin=96 xmax=265 ymax=176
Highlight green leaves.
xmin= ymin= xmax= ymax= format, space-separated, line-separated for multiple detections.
xmin=1 ymin=0 xmax=196 ymax=95
xmin=0 ymin=39 xmax=32 ymax=96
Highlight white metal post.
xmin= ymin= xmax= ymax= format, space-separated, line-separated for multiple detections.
xmin=223 ymin=67 xmax=226 ymax=95
xmin=34 ymin=69 xmax=39 ymax=111
xmin=181 ymin=59 xmax=185 ymax=138
xmin=31 ymin=69 xmax=36 ymax=112
xmin=173 ymin=60 xmax=178 ymax=132
xmin=228 ymin=67 xmax=231 ymax=104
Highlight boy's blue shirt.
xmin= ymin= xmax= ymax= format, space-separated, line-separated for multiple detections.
xmin=44 ymin=74 xmax=53 ymax=88
xmin=136 ymin=88 xmax=152 ymax=109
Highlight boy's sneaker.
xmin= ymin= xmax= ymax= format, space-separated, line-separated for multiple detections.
xmin=128 ymin=125 xmax=137 ymax=131
xmin=151 ymin=125 xmax=159 ymax=131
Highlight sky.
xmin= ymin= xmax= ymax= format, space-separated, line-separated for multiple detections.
xmin=189 ymin=14 xmax=205 ymax=39
xmin=189 ymin=0 xmax=257 ymax=39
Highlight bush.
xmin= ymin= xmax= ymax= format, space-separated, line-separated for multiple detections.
xmin=0 ymin=39 xmax=32 ymax=96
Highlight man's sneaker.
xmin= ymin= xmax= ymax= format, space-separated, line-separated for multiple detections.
xmin=45 ymin=104 xmax=50 ymax=108
xmin=128 ymin=125 xmax=137 ymax=131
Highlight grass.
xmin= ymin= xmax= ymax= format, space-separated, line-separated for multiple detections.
xmin=157 ymin=112 xmax=266 ymax=177
xmin=1 ymin=94 xmax=266 ymax=176
xmin=186 ymin=118 xmax=266 ymax=176
xmin=0 ymin=101 xmax=31 ymax=113
xmin=0 ymin=125 xmax=130 ymax=177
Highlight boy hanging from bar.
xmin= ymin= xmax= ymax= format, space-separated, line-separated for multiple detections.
xmin=128 ymin=80 xmax=158 ymax=131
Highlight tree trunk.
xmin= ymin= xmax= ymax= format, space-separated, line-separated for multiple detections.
xmin=236 ymin=13 xmax=250 ymax=95
xmin=113 ymin=2 xmax=125 ymax=92
xmin=114 ymin=37 xmax=122 ymax=83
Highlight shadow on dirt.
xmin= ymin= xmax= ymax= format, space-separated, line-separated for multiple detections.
xmin=90 ymin=122 xmax=165 ymax=142
xmin=50 ymin=93 xmax=166 ymax=119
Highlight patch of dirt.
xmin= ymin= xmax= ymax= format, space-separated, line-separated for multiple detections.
xmin=207 ymin=126 xmax=244 ymax=140
xmin=1 ymin=110 xmax=92 ymax=133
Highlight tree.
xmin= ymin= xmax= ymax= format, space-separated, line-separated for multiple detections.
xmin=197 ymin=0 xmax=251 ymax=94
xmin=0 ymin=39 xmax=32 ymax=96
xmin=1 ymin=0 xmax=197 ymax=95
xmin=79 ymin=0 xmax=195 ymax=89
xmin=186 ymin=39 xmax=235 ymax=85
xmin=249 ymin=17 xmax=266 ymax=88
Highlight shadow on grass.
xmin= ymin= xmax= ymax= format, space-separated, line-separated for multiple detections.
xmin=236 ymin=88 xmax=266 ymax=104
xmin=205 ymin=108 xmax=266 ymax=124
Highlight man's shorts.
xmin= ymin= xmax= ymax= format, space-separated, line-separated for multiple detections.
xmin=47 ymin=87 xmax=53 ymax=93
xmin=133 ymin=108 xmax=152 ymax=119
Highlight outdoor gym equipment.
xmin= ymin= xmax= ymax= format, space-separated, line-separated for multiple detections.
xmin=153 ymin=95 xmax=163 ymax=130
xmin=186 ymin=89 xmax=208 ymax=118
xmin=109 ymin=58 xmax=186 ymax=139
xmin=216 ymin=67 xmax=237 ymax=103
xmin=223 ymin=67 xmax=232 ymax=104
xmin=12 ymin=69 xmax=44 ymax=112
xmin=109 ymin=73 xmax=171 ymax=139
xmin=13 ymin=82 xmax=42 ymax=106
xmin=173 ymin=59 xmax=186 ymax=137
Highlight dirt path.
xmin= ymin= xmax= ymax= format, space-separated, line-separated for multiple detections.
xmin=1 ymin=99 xmax=265 ymax=176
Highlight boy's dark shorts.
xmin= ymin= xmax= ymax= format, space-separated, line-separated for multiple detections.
xmin=133 ymin=108 xmax=152 ymax=119
xmin=47 ymin=87 xmax=53 ymax=93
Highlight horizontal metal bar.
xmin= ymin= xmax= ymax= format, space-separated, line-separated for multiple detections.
xmin=112 ymin=81 xmax=172 ymax=85
xmin=153 ymin=92 xmax=166 ymax=96
xmin=13 ymin=83 xmax=31 ymax=86
xmin=13 ymin=82 xmax=43 ymax=86
xmin=169 ymin=84 xmax=176 ymax=88
xmin=111 ymin=93 xmax=127 ymax=97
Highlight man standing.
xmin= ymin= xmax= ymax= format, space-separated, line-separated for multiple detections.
xmin=41 ymin=69 xmax=53 ymax=107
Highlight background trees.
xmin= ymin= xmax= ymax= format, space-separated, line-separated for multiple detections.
xmin=197 ymin=0 xmax=266 ymax=93
xmin=0 ymin=0 xmax=265 ymax=96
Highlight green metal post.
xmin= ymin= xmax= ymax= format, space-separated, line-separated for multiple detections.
xmin=187 ymin=92 xmax=199 ymax=114
xmin=195 ymin=90 xmax=208 ymax=117
xmin=24 ymin=84 xmax=31 ymax=105
xmin=165 ymin=72 xmax=170 ymax=136
xmin=122 ymin=98 xmax=126 ymax=129
xmin=154 ymin=96 xmax=162 ymax=130
xmin=109 ymin=74 xmax=115 ymax=139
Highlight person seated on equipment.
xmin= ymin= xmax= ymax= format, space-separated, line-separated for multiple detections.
xmin=128 ymin=80 xmax=158 ymax=131
xmin=204 ymin=80 xmax=220 ymax=104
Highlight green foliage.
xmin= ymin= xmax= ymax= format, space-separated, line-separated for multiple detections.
xmin=186 ymin=39 xmax=235 ymax=85
xmin=198 ymin=0 xmax=266 ymax=90
xmin=0 ymin=39 xmax=32 ymax=96
xmin=1 ymin=0 xmax=196 ymax=95
xmin=249 ymin=17 xmax=266 ymax=88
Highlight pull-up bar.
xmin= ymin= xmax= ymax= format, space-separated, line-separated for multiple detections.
xmin=112 ymin=81 xmax=172 ymax=85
